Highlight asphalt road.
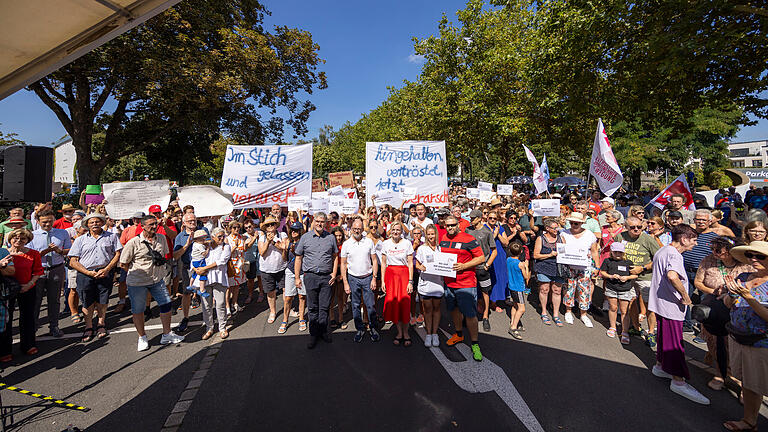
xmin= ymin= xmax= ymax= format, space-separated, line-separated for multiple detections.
xmin=1 ymin=289 xmax=765 ymax=431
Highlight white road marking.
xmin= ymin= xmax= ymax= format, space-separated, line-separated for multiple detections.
xmin=414 ymin=327 xmax=545 ymax=432
xmin=15 ymin=321 xmax=204 ymax=344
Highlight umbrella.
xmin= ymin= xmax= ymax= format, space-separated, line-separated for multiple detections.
xmin=507 ymin=175 xmax=532 ymax=184
xmin=551 ymin=176 xmax=585 ymax=186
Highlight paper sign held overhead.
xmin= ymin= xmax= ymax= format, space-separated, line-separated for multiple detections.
xmin=309 ymin=199 xmax=329 ymax=215
xmin=497 ymin=184 xmax=514 ymax=195
xmin=287 ymin=197 xmax=310 ymax=212
xmin=177 ymin=185 xmax=234 ymax=218
xmin=328 ymin=171 xmax=355 ymax=188
xmin=373 ymin=190 xmax=400 ymax=208
xmin=102 ymin=180 xmax=171 ymax=220
xmin=342 ymin=198 xmax=359 ymax=214
xmin=531 ymin=199 xmax=560 ymax=217
xmin=328 ymin=196 xmax=345 ymax=214
xmin=478 ymin=181 xmax=493 ymax=191
xmin=479 ymin=190 xmax=495 ymax=203
xmin=327 ymin=185 xmax=344 ymax=196
xmin=466 ymin=188 xmax=480 ymax=199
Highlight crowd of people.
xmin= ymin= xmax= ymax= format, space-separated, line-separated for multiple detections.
xmin=0 ymin=182 xmax=767 ymax=430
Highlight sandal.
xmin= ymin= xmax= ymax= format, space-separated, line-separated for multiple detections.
xmin=71 ymin=314 xmax=82 ymax=325
xmin=298 ymin=320 xmax=307 ymax=332
xmin=82 ymin=328 xmax=95 ymax=342
xmin=638 ymin=313 xmax=646 ymax=323
xmin=723 ymin=419 xmax=757 ymax=431
xmin=620 ymin=333 xmax=630 ymax=345
xmin=540 ymin=314 xmax=552 ymax=326
xmin=220 ymin=330 xmax=229 ymax=339
xmin=393 ymin=337 xmax=403 ymax=346
xmin=202 ymin=330 xmax=214 ymax=340
xmin=606 ymin=328 xmax=617 ymax=338
xmin=708 ymin=378 xmax=725 ymax=391
xmin=96 ymin=325 xmax=108 ymax=339
xmin=552 ymin=317 xmax=564 ymax=327
xmin=403 ymin=338 xmax=412 ymax=347
xmin=340 ymin=321 xmax=349 ymax=330
xmin=278 ymin=322 xmax=288 ymax=334
xmin=257 ymin=293 xmax=265 ymax=303
xmin=267 ymin=313 xmax=276 ymax=324
xmin=25 ymin=347 xmax=38 ymax=356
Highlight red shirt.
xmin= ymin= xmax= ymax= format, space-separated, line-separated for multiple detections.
xmin=458 ymin=219 xmax=470 ymax=232
xmin=437 ymin=226 xmax=447 ymax=242
xmin=439 ymin=231 xmax=483 ymax=289
xmin=53 ymin=217 xmax=73 ymax=229
xmin=120 ymin=224 xmax=173 ymax=257
xmin=11 ymin=249 xmax=43 ymax=284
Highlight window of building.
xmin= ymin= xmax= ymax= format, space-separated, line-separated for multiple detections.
xmin=753 ymin=160 xmax=763 ymax=167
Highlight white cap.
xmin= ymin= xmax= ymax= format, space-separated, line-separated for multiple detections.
xmin=601 ymin=197 xmax=615 ymax=205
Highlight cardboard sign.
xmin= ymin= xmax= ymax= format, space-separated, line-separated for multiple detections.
xmin=497 ymin=184 xmax=514 ymax=195
xmin=556 ymin=243 xmax=590 ymax=267
xmin=532 ymin=199 xmax=560 ymax=217
xmin=312 ymin=178 xmax=325 ymax=192
xmin=328 ymin=170 xmax=355 ymax=188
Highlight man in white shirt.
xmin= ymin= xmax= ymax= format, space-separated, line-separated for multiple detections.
xmin=410 ymin=203 xmax=433 ymax=230
xmin=341 ymin=218 xmax=380 ymax=343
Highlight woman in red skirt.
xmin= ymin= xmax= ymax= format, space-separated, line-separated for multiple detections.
xmin=381 ymin=222 xmax=414 ymax=346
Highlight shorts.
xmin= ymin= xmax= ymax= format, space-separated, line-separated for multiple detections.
xmin=476 ymin=267 xmax=493 ymax=294
xmin=261 ymin=270 xmax=286 ymax=293
xmin=445 ymin=286 xmax=477 ymax=318
xmin=127 ymin=280 xmax=172 ymax=314
xmin=536 ymin=273 xmax=565 ymax=284
xmin=190 ymin=259 xmax=208 ymax=282
xmin=179 ymin=265 xmax=193 ymax=294
xmin=67 ymin=268 xmax=77 ymax=292
xmin=604 ymin=288 xmax=636 ymax=301
xmin=246 ymin=260 xmax=260 ymax=280
xmin=75 ymin=271 xmax=114 ymax=308
xmin=509 ymin=291 xmax=525 ymax=304
xmin=632 ymin=279 xmax=652 ymax=302
xmin=118 ymin=268 xmax=127 ymax=283
xmin=284 ymin=268 xmax=306 ymax=296
xmin=729 ymin=338 xmax=768 ymax=396
xmin=421 ymin=295 xmax=443 ymax=300
xmin=171 ymin=260 xmax=179 ymax=278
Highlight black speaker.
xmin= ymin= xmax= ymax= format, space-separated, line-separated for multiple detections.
xmin=0 ymin=146 xmax=53 ymax=202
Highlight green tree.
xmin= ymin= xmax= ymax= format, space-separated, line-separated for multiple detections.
xmin=29 ymin=0 xmax=326 ymax=186
xmin=0 ymin=124 xmax=25 ymax=146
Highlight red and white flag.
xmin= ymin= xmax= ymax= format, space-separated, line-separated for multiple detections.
xmin=522 ymin=144 xmax=548 ymax=195
xmin=650 ymin=174 xmax=696 ymax=210
xmin=589 ymin=119 xmax=623 ymax=196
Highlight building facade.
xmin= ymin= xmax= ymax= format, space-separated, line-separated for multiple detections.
xmin=729 ymin=139 xmax=768 ymax=168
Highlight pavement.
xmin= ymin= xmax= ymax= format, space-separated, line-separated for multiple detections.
xmin=0 ymin=289 xmax=766 ymax=431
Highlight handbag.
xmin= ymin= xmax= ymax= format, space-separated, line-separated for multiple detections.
xmin=227 ymin=260 xmax=236 ymax=277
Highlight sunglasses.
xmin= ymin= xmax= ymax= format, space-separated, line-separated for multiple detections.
xmin=744 ymin=252 xmax=768 ymax=261
xmin=628 ymin=225 xmax=643 ymax=230
xmin=446 ymin=223 xmax=458 ymax=227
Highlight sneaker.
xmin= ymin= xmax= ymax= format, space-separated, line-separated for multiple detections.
xmin=670 ymin=381 xmax=710 ymax=405
xmin=606 ymin=327 xmax=616 ymax=338
xmin=409 ymin=316 xmax=417 ymax=326
xmin=370 ymin=328 xmax=381 ymax=342
xmin=627 ymin=327 xmax=643 ymax=337
xmin=508 ymin=328 xmax=523 ymax=340
xmin=174 ymin=317 xmax=189 ymax=333
xmin=646 ymin=333 xmax=657 ymax=349
xmin=160 ymin=331 xmax=185 ymax=345
xmin=446 ymin=333 xmax=464 ymax=346
xmin=564 ymin=311 xmax=575 ymax=325
xmin=517 ymin=322 xmax=525 ymax=332
xmin=137 ymin=335 xmax=149 ymax=352
xmin=471 ymin=343 xmax=482 ymax=362
xmin=580 ymin=315 xmax=594 ymax=328
xmin=424 ymin=333 xmax=433 ymax=347
xmin=482 ymin=318 xmax=491 ymax=332
xmin=652 ymin=364 xmax=673 ymax=379
xmin=49 ymin=327 xmax=63 ymax=338
xmin=431 ymin=334 xmax=439 ymax=347
xmin=682 ymin=324 xmax=695 ymax=334
xmin=353 ymin=330 xmax=365 ymax=343
xmin=692 ymin=336 xmax=707 ymax=345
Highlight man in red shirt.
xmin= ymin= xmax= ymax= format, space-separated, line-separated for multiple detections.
xmin=53 ymin=204 xmax=76 ymax=229
xmin=439 ymin=215 xmax=486 ymax=361
xmin=452 ymin=205 xmax=470 ymax=232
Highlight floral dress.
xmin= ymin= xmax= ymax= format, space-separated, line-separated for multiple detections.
xmin=227 ymin=233 xmax=247 ymax=286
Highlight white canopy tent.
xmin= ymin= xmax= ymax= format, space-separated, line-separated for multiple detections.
xmin=0 ymin=0 xmax=181 ymax=100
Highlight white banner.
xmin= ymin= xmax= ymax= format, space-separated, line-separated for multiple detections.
xmin=177 ymin=185 xmax=234 ymax=218
xmin=366 ymin=141 xmax=449 ymax=208
xmin=497 ymin=184 xmax=515 ymax=196
xmin=287 ymin=196 xmax=310 ymax=212
xmin=556 ymin=243 xmax=590 ymax=267
xmin=102 ymin=180 xmax=170 ymax=220
xmin=589 ymin=119 xmax=624 ymax=196
xmin=423 ymin=251 xmax=457 ymax=278
xmin=221 ymin=144 xmax=313 ymax=208
xmin=478 ymin=181 xmax=493 ymax=191
xmin=532 ymin=199 xmax=560 ymax=217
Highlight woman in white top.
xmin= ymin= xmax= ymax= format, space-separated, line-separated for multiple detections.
xmin=258 ymin=217 xmax=289 ymax=325
xmin=413 ymin=224 xmax=444 ymax=347
xmin=561 ymin=212 xmax=600 ymax=328
xmin=381 ymin=222 xmax=414 ymax=346
xmin=194 ymin=227 xmax=232 ymax=340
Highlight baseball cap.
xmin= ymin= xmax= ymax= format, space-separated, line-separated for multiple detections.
xmin=193 ymin=229 xmax=208 ymax=239
xmin=435 ymin=208 xmax=450 ymax=216
xmin=290 ymin=221 xmax=304 ymax=230
xmin=601 ymin=197 xmax=615 ymax=205
xmin=469 ymin=209 xmax=483 ymax=220
xmin=610 ymin=242 xmax=625 ymax=252
xmin=148 ymin=205 xmax=162 ymax=213
xmin=132 ymin=211 xmax=145 ymax=219
xmin=667 ymin=210 xmax=683 ymax=219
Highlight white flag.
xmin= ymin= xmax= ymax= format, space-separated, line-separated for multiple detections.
xmin=523 ymin=144 xmax=548 ymax=195
xmin=589 ymin=119 xmax=623 ymax=196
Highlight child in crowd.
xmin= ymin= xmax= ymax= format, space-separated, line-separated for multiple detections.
xmin=599 ymin=242 xmax=637 ymax=344
xmin=506 ymin=243 xmax=530 ymax=340
xmin=188 ymin=229 xmax=210 ymax=297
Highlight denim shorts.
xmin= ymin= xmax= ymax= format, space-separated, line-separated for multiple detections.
xmin=284 ymin=268 xmax=306 ymax=297
xmin=127 ymin=280 xmax=172 ymax=314
xmin=445 ymin=287 xmax=477 ymax=318
xmin=536 ymin=273 xmax=565 ymax=284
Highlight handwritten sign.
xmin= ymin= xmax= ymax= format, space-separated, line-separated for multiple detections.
xmin=221 ymin=144 xmax=313 ymax=208
xmin=342 ymin=198 xmax=359 ymax=214
xmin=366 ymin=140 xmax=448 ymax=208
xmin=312 ymin=178 xmax=325 ymax=192
xmin=532 ymin=199 xmax=560 ymax=217
xmin=466 ymin=188 xmax=480 ymax=199
xmin=497 ymin=184 xmax=515 ymax=196
xmin=328 ymin=170 xmax=355 ymax=188
xmin=102 ymin=180 xmax=170 ymax=220
xmin=177 ymin=185 xmax=234 ymax=217
xmin=424 ymin=251 xmax=458 ymax=278
xmin=309 ymin=199 xmax=329 ymax=215
xmin=556 ymin=243 xmax=590 ymax=267
xmin=478 ymin=181 xmax=493 ymax=191
xmin=287 ymin=197 xmax=310 ymax=212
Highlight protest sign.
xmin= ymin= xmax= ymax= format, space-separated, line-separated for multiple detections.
xmin=312 ymin=178 xmax=325 ymax=192
xmin=312 ymin=191 xmax=329 ymax=200
xmin=177 ymin=185 xmax=234 ymax=217
xmin=402 ymin=186 xmax=417 ymax=202
xmin=102 ymin=180 xmax=170 ymax=220
xmin=327 ymin=185 xmax=344 ymax=196
xmin=479 ymin=190 xmax=495 ymax=203
xmin=287 ymin=197 xmax=310 ymax=212
xmin=85 ymin=194 xmax=104 ymax=205
xmin=466 ymin=188 xmax=480 ymax=199
xmin=221 ymin=144 xmax=312 ymax=208
xmin=342 ymin=198 xmax=359 ymax=214
xmin=328 ymin=170 xmax=355 ymax=188
xmin=373 ymin=190 xmax=400 ymax=208
xmin=343 ymin=188 xmax=358 ymax=199
xmin=556 ymin=243 xmax=590 ymax=267
xmin=329 ymin=196 xmax=344 ymax=214
xmin=531 ymin=199 xmax=560 ymax=217
xmin=497 ymin=184 xmax=514 ymax=195
xmin=309 ymin=198 xmax=329 ymax=215
xmin=478 ymin=181 xmax=493 ymax=191
xmin=365 ymin=140 xmax=448 ymax=207
xmin=423 ymin=251 xmax=457 ymax=278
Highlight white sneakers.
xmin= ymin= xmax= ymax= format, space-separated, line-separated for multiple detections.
xmin=137 ymin=335 xmax=149 ymax=352
xmin=580 ymin=315 xmax=594 ymax=328
xmin=652 ymin=364 xmax=673 ymax=379
xmin=670 ymin=381 xmax=710 ymax=405
xmin=160 ymin=331 xmax=185 ymax=345
xmin=564 ymin=311 xmax=575 ymax=324
xmin=423 ymin=334 xmax=439 ymax=347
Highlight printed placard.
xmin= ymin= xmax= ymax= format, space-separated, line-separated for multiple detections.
xmin=309 ymin=199 xmax=329 ymax=215
xmin=532 ymin=199 xmax=560 ymax=217
xmin=466 ymin=188 xmax=480 ymax=199
xmin=556 ymin=243 xmax=590 ymax=267
xmin=424 ymin=251 xmax=457 ymax=278
xmin=342 ymin=198 xmax=359 ymax=214
xmin=497 ymin=184 xmax=514 ymax=196
xmin=478 ymin=181 xmax=493 ymax=191
xmin=287 ymin=197 xmax=310 ymax=212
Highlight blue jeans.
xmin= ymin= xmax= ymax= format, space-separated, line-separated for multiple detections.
xmin=348 ymin=273 xmax=376 ymax=331
xmin=127 ymin=281 xmax=172 ymax=315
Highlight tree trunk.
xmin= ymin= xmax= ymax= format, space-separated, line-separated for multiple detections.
xmin=71 ymin=134 xmax=103 ymax=187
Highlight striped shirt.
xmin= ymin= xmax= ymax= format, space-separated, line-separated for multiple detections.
xmin=682 ymin=231 xmax=718 ymax=271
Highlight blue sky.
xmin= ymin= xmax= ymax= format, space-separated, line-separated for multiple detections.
xmin=0 ymin=0 xmax=765 ymax=146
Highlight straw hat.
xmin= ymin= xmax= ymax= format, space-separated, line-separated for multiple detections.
xmin=193 ymin=229 xmax=208 ymax=239
xmin=566 ymin=212 xmax=586 ymax=223
xmin=490 ymin=198 xmax=503 ymax=207
xmin=59 ymin=204 xmax=75 ymax=212
xmin=262 ymin=216 xmax=278 ymax=227
xmin=731 ymin=241 xmax=768 ymax=264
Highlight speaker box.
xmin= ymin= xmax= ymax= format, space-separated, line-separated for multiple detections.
xmin=0 ymin=146 xmax=54 ymax=202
